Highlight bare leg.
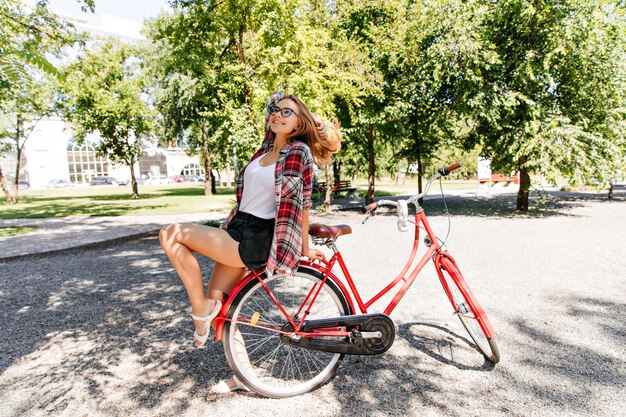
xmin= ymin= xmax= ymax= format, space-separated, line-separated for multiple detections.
xmin=209 ymin=263 xmax=253 ymax=389
xmin=207 ymin=262 xmax=247 ymax=301
xmin=159 ymin=223 xmax=246 ymax=344
xmin=208 ymin=265 xmax=254 ymax=390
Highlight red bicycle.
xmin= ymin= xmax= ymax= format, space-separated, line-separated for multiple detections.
xmin=213 ymin=162 xmax=500 ymax=398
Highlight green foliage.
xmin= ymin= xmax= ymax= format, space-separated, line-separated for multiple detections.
xmin=0 ymin=75 xmax=56 ymax=142
xmin=428 ymin=145 xmax=482 ymax=180
xmin=59 ymin=40 xmax=154 ymax=198
xmin=469 ymin=0 xmax=626 ymax=206
xmin=0 ymin=0 xmax=86 ymax=90
xmin=0 ymin=0 xmax=89 ymax=203
xmin=390 ymin=1 xmax=492 ymax=169
xmin=6 ymin=0 xmax=618 ymax=212
xmin=0 ymin=73 xmax=57 ymax=203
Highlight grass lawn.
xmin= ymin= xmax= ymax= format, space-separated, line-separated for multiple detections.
xmin=1 ymin=179 xmax=481 ymax=220
xmin=0 ymin=184 xmax=237 ymax=219
xmin=0 ymin=225 xmax=40 ymax=237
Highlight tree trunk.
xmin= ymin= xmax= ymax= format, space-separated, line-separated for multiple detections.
xmin=225 ymin=163 xmax=233 ymax=187
xmin=202 ymin=143 xmax=212 ymax=196
xmin=366 ymin=125 xmax=375 ymax=204
xmin=211 ymin=170 xmax=217 ymax=194
xmin=129 ymin=158 xmax=139 ymax=199
xmin=402 ymin=162 xmax=408 ymax=185
xmin=395 ymin=160 xmax=402 ymax=185
xmin=232 ymin=146 xmax=240 ymax=178
xmin=351 ymin=158 xmax=359 ymax=183
xmin=333 ymin=160 xmax=341 ymax=184
xmin=13 ymin=117 xmax=22 ymax=204
xmin=416 ymin=150 xmax=424 ymax=206
xmin=516 ymin=163 xmax=531 ymax=211
xmin=323 ymin=164 xmax=332 ymax=212
xmin=0 ymin=166 xmax=15 ymax=204
xmin=608 ymin=180 xmax=613 ymax=201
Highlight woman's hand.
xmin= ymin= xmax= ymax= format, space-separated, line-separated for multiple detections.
xmin=304 ymin=248 xmax=325 ymax=261
xmin=313 ymin=116 xmax=328 ymax=142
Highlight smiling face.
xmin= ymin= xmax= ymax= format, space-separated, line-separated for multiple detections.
xmin=269 ymin=98 xmax=300 ymax=136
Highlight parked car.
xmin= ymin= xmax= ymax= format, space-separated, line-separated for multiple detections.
xmin=117 ymin=178 xmax=143 ymax=186
xmin=17 ymin=180 xmax=30 ymax=190
xmin=90 ymin=176 xmax=119 ymax=186
xmin=48 ymin=179 xmax=72 ymax=188
xmin=171 ymin=175 xmax=188 ymax=183
xmin=145 ymin=175 xmax=174 ymax=185
xmin=184 ymin=175 xmax=205 ymax=182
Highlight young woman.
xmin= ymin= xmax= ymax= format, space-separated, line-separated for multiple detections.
xmin=159 ymin=92 xmax=341 ymax=393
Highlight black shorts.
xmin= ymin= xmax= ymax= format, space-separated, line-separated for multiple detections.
xmin=226 ymin=211 xmax=275 ymax=271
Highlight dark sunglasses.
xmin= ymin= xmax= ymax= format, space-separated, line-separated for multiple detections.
xmin=271 ymin=106 xmax=298 ymax=118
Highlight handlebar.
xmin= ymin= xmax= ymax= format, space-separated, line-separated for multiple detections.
xmin=361 ymin=202 xmax=378 ymax=214
xmin=361 ymin=161 xmax=462 ymax=222
xmin=438 ymin=161 xmax=462 ymax=176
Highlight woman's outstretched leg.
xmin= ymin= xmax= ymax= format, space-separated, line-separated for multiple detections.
xmin=159 ymin=222 xmax=245 ymax=345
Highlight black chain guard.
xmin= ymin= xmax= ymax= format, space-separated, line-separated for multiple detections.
xmin=280 ymin=313 xmax=395 ymax=355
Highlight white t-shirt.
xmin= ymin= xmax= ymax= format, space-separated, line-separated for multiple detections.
xmin=239 ymin=156 xmax=277 ymax=219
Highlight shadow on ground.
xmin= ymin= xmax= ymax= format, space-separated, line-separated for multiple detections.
xmin=328 ymin=293 xmax=626 ymax=416
xmin=492 ymin=294 xmax=626 ymax=415
xmin=328 ymin=189 xmax=625 ymax=219
xmin=1 ymin=232 xmax=624 ymax=415
xmin=0 ymin=202 xmax=169 ymax=219
xmin=0 ymin=236 xmax=233 ymax=415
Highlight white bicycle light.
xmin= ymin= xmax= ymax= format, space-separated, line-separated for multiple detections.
xmin=397 ymin=199 xmax=409 ymax=232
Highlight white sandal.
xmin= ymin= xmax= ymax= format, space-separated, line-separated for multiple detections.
xmin=211 ymin=375 xmax=250 ymax=394
xmin=191 ymin=299 xmax=222 ymax=348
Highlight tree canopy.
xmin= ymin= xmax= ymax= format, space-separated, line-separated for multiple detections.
xmin=469 ymin=0 xmax=626 ymax=209
xmin=60 ymin=40 xmax=153 ymax=198
xmin=4 ymin=0 xmax=625 ymax=211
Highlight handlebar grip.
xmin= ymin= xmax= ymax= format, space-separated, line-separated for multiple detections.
xmin=438 ymin=161 xmax=463 ymax=176
xmin=361 ymin=202 xmax=378 ymax=214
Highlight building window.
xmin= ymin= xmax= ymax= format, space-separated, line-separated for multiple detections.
xmin=67 ymin=140 xmax=108 ymax=184
xmin=181 ymin=163 xmax=204 ymax=176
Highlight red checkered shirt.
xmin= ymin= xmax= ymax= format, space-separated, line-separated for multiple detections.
xmin=227 ymin=126 xmax=313 ymax=276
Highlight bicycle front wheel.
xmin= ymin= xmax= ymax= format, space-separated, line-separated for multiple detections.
xmin=223 ymin=267 xmax=351 ymax=398
xmin=438 ymin=264 xmax=500 ymax=364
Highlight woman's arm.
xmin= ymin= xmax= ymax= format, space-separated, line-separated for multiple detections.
xmin=301 ymin=208 xmax=324 ymax=261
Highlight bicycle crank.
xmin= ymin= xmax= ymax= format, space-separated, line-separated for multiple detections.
xmin=280 ymin=313 xmax=395 ymax=355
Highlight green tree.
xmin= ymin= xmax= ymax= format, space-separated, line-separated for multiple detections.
xmin=331 ymin=1 xmax=401 ymax=204
xmin=0 ymin=77 xmax=56 ymax=203
xmin=388 ymin=0 xmax=493 ymax=198
xmin=0 ymin=0 xmax=92 ymax=89
xmin=146 ymin=0 xmax=368 ymax=199
xmin=0 ymin=0 xmax=89 ymax=202
xmin=0 ymin=134 xmax=14 ymax=203
xmin=470 ymin=0 xmax=626 ymax=210
xmin=60 ymin=40 xmax=153 ymax=199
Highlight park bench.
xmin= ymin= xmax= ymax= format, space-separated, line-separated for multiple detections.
xmin=316 ymin=180 xmax=359 ymax=199
xmin=479 ymin=173 xmax=513 ymax=186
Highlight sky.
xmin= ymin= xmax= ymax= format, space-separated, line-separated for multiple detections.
xmin=47 ymin=0 xmax=172 ymax=23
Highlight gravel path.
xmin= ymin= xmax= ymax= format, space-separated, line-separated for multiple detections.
xmin=1 ymin=191 xmax=624 ymax=417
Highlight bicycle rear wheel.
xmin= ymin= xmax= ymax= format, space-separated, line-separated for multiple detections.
xmin=438 ymin=264 xmax=500 ymax=363
xmin=223 ymin=267 xmax=351 ymax=398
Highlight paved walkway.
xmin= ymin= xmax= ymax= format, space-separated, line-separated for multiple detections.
xmin=0 ymin=185 xmax=521 ymax=260
xmin=0 ymin=212 xmax=230 ymax=260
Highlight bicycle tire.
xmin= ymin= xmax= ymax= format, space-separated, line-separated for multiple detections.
xmin=223 ymin=267 xmax=351 ymax=398
xmin=438 ymin=264 xmax=500 ymax=364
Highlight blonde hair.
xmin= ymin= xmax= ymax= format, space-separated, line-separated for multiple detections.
xmin=280 ymin=95 xmax=342 ymax=165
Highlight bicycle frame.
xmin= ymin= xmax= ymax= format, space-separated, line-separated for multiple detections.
xmin=214 ymin=204 xmax=495 ymax=342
